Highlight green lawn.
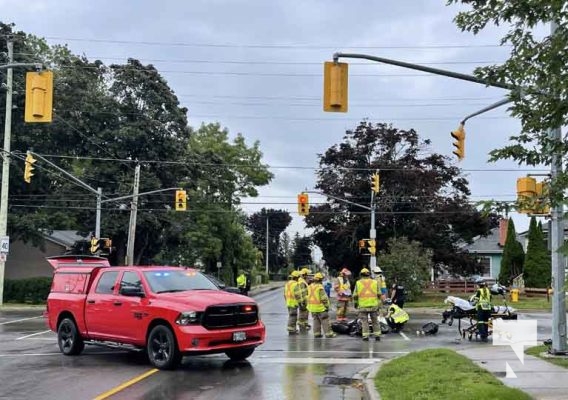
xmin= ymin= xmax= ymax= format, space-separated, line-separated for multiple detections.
xmin=526 ymin=345 xmax=568 ymax=369
xmin=375 ymin=348 xmax=531 ymax=400
xmin=407 ymin=292 xmax=555 ymax=310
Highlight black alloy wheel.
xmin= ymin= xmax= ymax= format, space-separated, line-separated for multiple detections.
xmin=147 ymin=325 xmax=181 ymax=370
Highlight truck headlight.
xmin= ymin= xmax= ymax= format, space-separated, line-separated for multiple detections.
xmin=176 ymin=311 xmax=200 ymax=325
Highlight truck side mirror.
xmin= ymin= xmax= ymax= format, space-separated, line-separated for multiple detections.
xmin=120 ymin=285 xmax=145 ymax=297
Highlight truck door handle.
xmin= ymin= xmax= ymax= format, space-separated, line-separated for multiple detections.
xmin=113 ymin=301 xmax=122 ymax=306
xmin=87 ymin=300 xmax=95 ymax=304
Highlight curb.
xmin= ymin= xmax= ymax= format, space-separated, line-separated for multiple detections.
xmin=354 ymin=362 xmax=383 ymax=400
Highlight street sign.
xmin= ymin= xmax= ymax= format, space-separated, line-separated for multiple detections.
xmin=0 ymin=236 xmax=9 ymax=254
xmin=216 ymin=262 xmax=222 ymax=269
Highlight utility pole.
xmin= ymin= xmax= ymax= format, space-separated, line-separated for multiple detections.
xmin=126 ymin=163 xmax=140 ymax=266
xmin=548 ymin=21 xmax=566 ymax=355
xmin=265 ymin=216 xmax=269 ymax=275
xmin=369 ymin=185 xmax=377 ymax=271
xmin=0 ymin=38 xmax=13 ymax=305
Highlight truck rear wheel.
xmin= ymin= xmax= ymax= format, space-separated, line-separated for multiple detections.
xmin=57 ymin=318 xmax=84 ymax=356
xmin=147 ymin=325 xmax=181 ymax=370
xmin=225 ymin=347 xmax=255 ymax=361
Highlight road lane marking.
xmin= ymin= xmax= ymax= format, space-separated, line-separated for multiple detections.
xmin=0 ymin=316 xmax=42 ymax=325
xmin=253 ymin=357 xmax=386 ymax=364
xmin=399 ymin=332 xmax=410 ymax=341
xmin=93 ymin=369 xmax=159 ymax=400
xmin=16 ymin=330 xmax=51 ymax=340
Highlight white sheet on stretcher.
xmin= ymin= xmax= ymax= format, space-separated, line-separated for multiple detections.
xmin=444 ymin=296 xmax=516 ymax=314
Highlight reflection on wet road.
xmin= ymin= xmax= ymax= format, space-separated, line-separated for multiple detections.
xmin=0 ymin=293 xmax=555 ymax=400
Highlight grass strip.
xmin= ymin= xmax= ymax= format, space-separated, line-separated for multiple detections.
xmin=374 ymin=348 xmax=531 ymax=400
xmin=525 ymin=345 xmax=568 ymax=369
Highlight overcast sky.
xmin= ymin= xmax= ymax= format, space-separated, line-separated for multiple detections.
xmin=2 ymin=0 xmax=551 ymax=245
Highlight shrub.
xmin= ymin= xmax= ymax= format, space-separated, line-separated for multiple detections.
xmin=3 ymin=277 xmax=52 ymax=304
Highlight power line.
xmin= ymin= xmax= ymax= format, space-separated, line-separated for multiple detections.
xmin=34 ymin=153 xmax=548 ymax=172
xmin=42 ymin=36 xmax=509 ymax=50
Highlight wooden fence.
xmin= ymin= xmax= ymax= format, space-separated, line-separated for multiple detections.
xmin=424 ymin=280 xmax=551 ymax=298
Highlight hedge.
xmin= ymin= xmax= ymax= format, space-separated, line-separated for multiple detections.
xmin=3 ymin=277 xmax=52 ymax=304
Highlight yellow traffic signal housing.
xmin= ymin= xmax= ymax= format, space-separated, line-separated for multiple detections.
xmin=451 ymin=124 xmax=465 ymax=160
xmin=90 ymin=237 xmax=100 ymax=254
xmin=24 ymin=152 xmax=37 ymax=183
xmin=175 ymin=190 xmax=187 ymax=211
xmin=534 ymin=181 xmax=550 ymax=215
xmin=367 ymin=239 xmax=376 ymax=255
xmin=25 ymin=71 xmax=54 ymax=123
xmin=297 ymin=193 xmax=310 ymax=216
xmin=323 ymin=61 xmax=348 ymax=112
xmin=516 ymin=177 xmax=536 ymax=214
xmin=371 ymin=173 xmax=380 ymax=193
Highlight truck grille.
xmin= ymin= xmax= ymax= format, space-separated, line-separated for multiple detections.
xmin=202 ymin=304 xmax=258 ymax=329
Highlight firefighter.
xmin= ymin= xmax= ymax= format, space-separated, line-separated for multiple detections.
xmin=297 ymin=267 xmax=311 ymax=332
xmin=284 ymin=270 xmax=302 ymax=335
xmin=372 ymin=266 xmax=388 ymax=301
xmin=333 ymin=267 xmax=352 ymax=321
xmin=353 ymin=268 xmax=381 ymax=341
xmin=307 ymin=272 xmax=336 ymax=338
xmin=236 ymin=270 xmax=248 ymax=295
xmin=471 ymin=278 xmax=492 ymax=342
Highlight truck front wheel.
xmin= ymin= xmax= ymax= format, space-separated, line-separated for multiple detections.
xmin=147 ymin=325 xmax=181 ymax=370
xmin=57 ymin=318 xmax=84 ymax=356
xmin=225 ymin=347 xmax=255 ymax=361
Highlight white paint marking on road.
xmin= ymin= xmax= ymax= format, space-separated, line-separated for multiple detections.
xmin=253 ymin=357 xmax=381 ymax=365
xmin=16 ymin=330 xmax=51 ymax=340
xmin=260 ymin=350 xmax=409 ymax=354
xmin=399 ymin=332 xmax=410 ymax=341
xmin=0 ymin=352 xmax=61 ymax=357
xmin=0 ymin=316 xmax=42 ymax=325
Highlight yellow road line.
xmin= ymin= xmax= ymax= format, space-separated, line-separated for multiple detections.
xmin=93 ymin=368 xmax=159 ymax=400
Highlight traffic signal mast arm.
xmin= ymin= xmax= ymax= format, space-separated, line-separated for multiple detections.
xmin=303 ymin=190 xmax=372 ymax=211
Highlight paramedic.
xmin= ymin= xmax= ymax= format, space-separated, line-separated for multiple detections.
xmin=386 ymin=300 xmax=409 ymax=332
xmin=472 ymin=278 xmax=492 ymax=342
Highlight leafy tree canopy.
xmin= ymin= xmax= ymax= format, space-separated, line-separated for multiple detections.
xmin=306 ymin=121 xmax=498 ymax=276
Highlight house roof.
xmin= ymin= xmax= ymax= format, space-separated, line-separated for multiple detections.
xmin=45 ymin=230 xmax=89 ymax=248
xmin=463 ymin=227 xmax=523 ymax=254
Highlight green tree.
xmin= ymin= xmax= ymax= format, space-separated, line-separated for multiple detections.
xmin=292 ymin=234 xmax=313 ymax=268
xmin=524 ymin=217 xmax=551 ymax=288
xmin=376 ymin=237 xmax=433 ymax=301
xmin=307 ymin=121 xmax=498 ymax=275
xmin=448 ymin=2 xmax=568 ymax=208
xmin=246 ymin=208 xmax=292 ymax=272
xmin=499 ymin=219 xmax=525 ymax=285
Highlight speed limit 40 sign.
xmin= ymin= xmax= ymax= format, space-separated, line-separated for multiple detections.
xmin=0 ymin=236 xmax=9 ymax=253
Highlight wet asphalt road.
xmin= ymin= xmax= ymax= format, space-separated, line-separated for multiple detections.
xmin=0 ymin=291 xmax=554 ymax=400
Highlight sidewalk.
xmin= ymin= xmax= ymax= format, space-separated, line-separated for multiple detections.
xmin=457 ymin=346 xmax=568 ymax=400
xmin=249 ymin=281 xmax=285 ymax=296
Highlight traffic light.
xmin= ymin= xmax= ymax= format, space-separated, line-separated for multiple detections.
xmin=24 ymin=152 xmax=36 ymax=183
xmin=534 ymin=180 xmax=550 ymax=215
xmin=358 ymin=239 xmax=366 ymax=252
xmin=175 ymin=189 xmax=187 ymax=211
xmin=323 ymin=61 xmax=348 ymax=112
xmin=367 ymin=239 xmax=376 ymax=255
xmin=451 ymin=124 xmax=465 ymax=160
xmin=90 ymin=237 xmax=100 ymax=254
xmin=297 ymin=193 xmax=309 ymax=216
xmin=25 ymin=71 xmax=54 ymax=123
xmin=101 ymin=238 xmax=113 ymax=254
xmin=516 ymin=176 xmax=536 ymax=214
xmin=371 ymin=173 xmax=380 ymax=193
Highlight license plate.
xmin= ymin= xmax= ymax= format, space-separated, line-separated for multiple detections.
xmin=233 ymin=331 xmax=246 ymax=342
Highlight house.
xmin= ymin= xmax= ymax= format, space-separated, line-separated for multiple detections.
xmin=462 ymin=219 xmax=525 ymax=280
xmin=5 ymin=230 xmax=89 ymax=280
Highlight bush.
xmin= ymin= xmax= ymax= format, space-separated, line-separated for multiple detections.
xmin=3 ymin=277 xmax=52 ymax=304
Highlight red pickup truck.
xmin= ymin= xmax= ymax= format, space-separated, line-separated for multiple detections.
xmin=44 ymin=255 xmax=265 ymax=370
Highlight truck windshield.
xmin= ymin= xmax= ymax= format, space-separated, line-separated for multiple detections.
xmin=143 ymin=270 xmax=219 ymax=293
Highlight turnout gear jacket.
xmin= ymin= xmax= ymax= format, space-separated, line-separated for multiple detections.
xmin=307 ymin=282 xmax=330 ymax=313
xmin=353 ymin=277 xmax=379 ymax=308
xmin=284 ymin=279 xmax=301 ymax=308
